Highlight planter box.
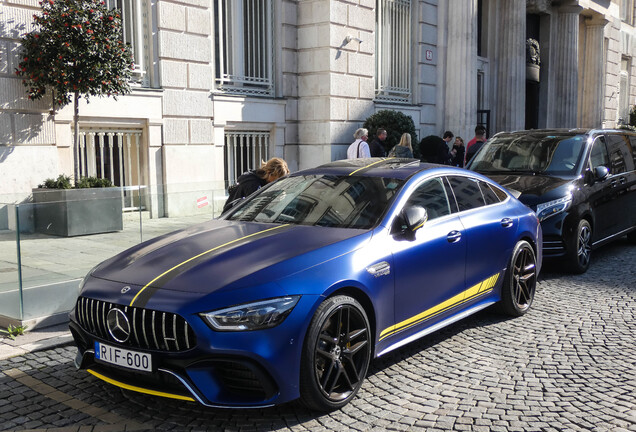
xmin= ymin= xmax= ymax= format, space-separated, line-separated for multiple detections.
xmin=32 ymin=188 xmax=123 ymax=237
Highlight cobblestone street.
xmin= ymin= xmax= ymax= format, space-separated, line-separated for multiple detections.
xmin=1 ymin=239 xmax=635 ymax=432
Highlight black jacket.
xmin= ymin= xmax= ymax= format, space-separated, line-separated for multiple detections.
xmin=420 ymin=136 xmax=452 ymax=165
xmin=451 ymin=144 xmax=465 ymax=167
xmin=465 ymin=140 xmax=485 ymax=165
xmin=222 ymin=171 xmax=267 ymax=213
xmin=368 ymin=138 xmax=386 ymax=157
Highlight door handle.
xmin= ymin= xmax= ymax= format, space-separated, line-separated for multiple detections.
xmin=620 ymin=177 xmax=627 ymax=185
xmin=447 ymin=231 xmax=461 ymax=243
xmin=501 ymin=217 xmax=514 ymax=228
xmin=610 ymin=179 xmax=618 ymax=188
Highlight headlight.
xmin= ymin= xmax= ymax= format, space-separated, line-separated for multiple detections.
xmin=200 ymin=296 xmax=300 ymax=331
xmin=535 ymin=195 xmax=572 ymax=222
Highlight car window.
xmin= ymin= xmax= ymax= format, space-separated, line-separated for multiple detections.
xmin=468 ymin=133 xmax=586 ymax=175
xmin=589 ymin=137 xmax=610 ymax=170
xmin=404 ymin=178 xmax=451 ymax=221
xmin=447 ymin=176 xmax=485 ymax=211
xmin=479 ymin=181 xmax=501 ymax=205
xmin=226 ymin=174 xmax=404 ymax=229
xmin=606 ymin=134 xmax=635 ymax=173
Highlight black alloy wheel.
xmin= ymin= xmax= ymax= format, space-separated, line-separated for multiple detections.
xmin=300 ymin=295 xmax=371 ymax=411
xmin=500 ymin=240 xmax=537 ymax=317
xmin=568 ymin=219 xmax=592 ymax=274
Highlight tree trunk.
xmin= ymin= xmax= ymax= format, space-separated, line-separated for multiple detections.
xmin=73 ymin=92 xmax=80 ymax=185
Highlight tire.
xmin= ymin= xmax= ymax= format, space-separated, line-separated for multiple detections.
xmin=499 ymin=240 xmax=537 ymax=317
xmin=299 ymin=295 xmax=371 ymax=411
xmin=567 ymin=219 xmax=592 ymax=274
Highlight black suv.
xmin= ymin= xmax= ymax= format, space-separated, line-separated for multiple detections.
xmin=467 ymin=129 xmax=636 ymax=273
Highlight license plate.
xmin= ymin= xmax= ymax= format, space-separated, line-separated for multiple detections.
xmin=94 ymin=341 xmax=152 ymax=372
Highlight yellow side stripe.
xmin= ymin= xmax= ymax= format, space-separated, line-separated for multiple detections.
xmin=130 ymin=224 xmax=289 ymax=306
xmin=349 ymin=158 xmax=394 ymax=176
xmin=87 ymin=369 xmax=194 ymax=401
xmin=379 ymin=273 xmax=500 ymax=341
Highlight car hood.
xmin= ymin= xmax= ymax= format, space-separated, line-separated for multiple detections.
xmin=483 ymin=173 xmax=575 ymax=207
xmin=90 ymin=220 xmax=369 ymax=295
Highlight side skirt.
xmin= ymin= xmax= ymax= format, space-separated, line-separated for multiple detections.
xmin=376 ymin=300 xmax=497 ymax=357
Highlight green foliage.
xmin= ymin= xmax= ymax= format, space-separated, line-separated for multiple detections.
xmin=39 ymin=175 xmax=113 ymax=189
xmin=15 ymin=0 xmax=134 ymax=110
xmin=363 ymin=110 xmax=419 ymax=157
xmin=39 ymin=174 xmax=73 ymax=189
xmin=75 ymin=176 xmax=114 ymax=188
xmin=0 ymin=324 xmax=28 ymax=340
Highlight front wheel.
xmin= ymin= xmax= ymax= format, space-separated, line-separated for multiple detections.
xmin=299 ymin=295 xmax=371 ymax=411
xmin=499 ymin=240 xmax=537 ymax=317
xmin=567 ymin=219 xmax=592 ymax=274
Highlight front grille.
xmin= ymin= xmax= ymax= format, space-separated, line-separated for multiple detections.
xmin=76 ymin=297 xmax=196 ymax=352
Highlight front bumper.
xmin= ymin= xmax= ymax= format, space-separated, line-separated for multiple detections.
xmin=69 ymin=294 xmax=320 ymax=408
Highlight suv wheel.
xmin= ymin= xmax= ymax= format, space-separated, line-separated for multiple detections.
xmin=567 ymin=219 xmax=592 ymax=274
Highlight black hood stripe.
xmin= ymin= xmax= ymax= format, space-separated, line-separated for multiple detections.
xmin=129 ymin=224 xmax=290 ymax=307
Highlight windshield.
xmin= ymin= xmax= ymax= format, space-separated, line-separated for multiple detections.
xmin=468 ymin=134 xmax=587 ymax=175
xmin=226 ymin=175 xmax=404 ymax=229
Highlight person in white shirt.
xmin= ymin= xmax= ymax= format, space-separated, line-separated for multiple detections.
xmin=347 ymin=128 xmax=371 ymax=159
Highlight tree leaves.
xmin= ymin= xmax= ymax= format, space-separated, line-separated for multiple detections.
xmin=15 ymin=0 xmax=134 ymax=112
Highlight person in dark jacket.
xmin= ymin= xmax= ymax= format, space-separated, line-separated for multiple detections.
xmin=222 ymin=157 xmax=289 ymax=214
xmin=419 ymin=131 xmax=453 ymax=165
xmin=451 ymin=136 xmax=466 ymax=167
xmin=368 ymin=128 xmax=387 ymax=157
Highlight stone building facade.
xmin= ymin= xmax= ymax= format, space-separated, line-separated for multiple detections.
xmin=1 ymin=0 xmax=635 ymax=222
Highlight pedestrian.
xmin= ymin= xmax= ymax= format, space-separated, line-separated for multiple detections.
xmin=465 ymin=125 xmax=487 ymax=165
xmin=222 ymin=157 xmax=289 ymax=213
xmin=419 ymin=131 xmax=453 ymax=165
xmin=450 ymin=136 xmax=465 ymax=167
xmin=368 ymin=128 xmax=387 ymax=157
xmin=388 ymin=133 xmax=414 ymax=158
xmin=347 ymin=128 xmax=371 ymax=159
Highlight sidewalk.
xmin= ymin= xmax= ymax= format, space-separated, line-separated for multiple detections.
xmin=0 ymin=322 xmax=73 ymax=360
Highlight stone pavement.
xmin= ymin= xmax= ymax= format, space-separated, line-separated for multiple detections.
xmin=0 ymin=238 xmax=635 ymax=431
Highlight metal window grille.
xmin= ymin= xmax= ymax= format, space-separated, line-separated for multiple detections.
xmin=224 ymin=132 xmax=270 ymax=190
xmin=214 ymin=0 xmax=274 ymax=96
xmin=106 ymin=0 xmax=149 ymax=84
xmin=376 ymin=0 xmax=412 ymax=103
xmin=78 ymin=129 xmax=144 ymax=210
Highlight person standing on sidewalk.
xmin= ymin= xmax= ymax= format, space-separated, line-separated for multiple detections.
xmin=347 ymin=128 xmax=371 ymax=159
xmin=368 ymin=128 xmax=387 ymax=157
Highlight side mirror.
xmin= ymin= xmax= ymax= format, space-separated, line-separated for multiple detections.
xmin=401 ymin=205 xmax=428 ymax=232
xmin=594 ymin=165 xmax=609 ymax=180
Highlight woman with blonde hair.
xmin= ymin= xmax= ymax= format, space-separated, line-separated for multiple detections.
xmin=222 ymin=157 xmax=289 ymax=213
xmin=388 ymin=133 xmax=414 ymax=158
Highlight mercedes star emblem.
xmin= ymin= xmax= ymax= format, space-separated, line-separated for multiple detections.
xmin=107 ymin=308 xmax=131 ymax=343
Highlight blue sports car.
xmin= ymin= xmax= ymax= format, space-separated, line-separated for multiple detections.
xmin=70 ymin=158 xmax=542 ymax=411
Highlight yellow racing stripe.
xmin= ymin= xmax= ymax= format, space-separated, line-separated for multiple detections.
xmin=130 ymin=224 xmax=289 ymax=306
xmin=379 ymin=273 xmax=500 ymax=341
xmin=87 ymin=369 xmax=194 ymax=401
xmin=349 ymin=158 xmax=394 ymax=176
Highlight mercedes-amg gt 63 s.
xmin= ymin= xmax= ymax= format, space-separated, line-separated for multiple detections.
xmin=70 ymin=158 xmax=542 ymax=411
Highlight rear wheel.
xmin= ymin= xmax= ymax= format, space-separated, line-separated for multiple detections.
xmin=299 ymin=295 xmax=371 ymax=411
xmin=500 ymin=240 xmax=537 ymax=317
xmin=567 ymin=219 xmax=592 ymax=274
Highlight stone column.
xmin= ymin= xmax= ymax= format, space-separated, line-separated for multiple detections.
xmin=444 ymin=0 xmax=477 ymax=141
xmin=494 ymin=0 xmax=526 ymax=133
xmin=579 ymin=16 xmax=608 ymax=128
xmin=553 ymin=4 xmax=582 ymax=128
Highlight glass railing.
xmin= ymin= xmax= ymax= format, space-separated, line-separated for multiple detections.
xmin=0 ymin=183 xmax=226 ymax=326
